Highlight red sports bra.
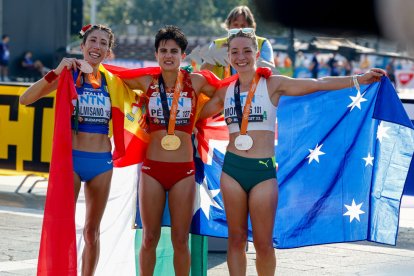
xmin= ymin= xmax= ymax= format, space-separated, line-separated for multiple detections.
xmin=145 ymin=69 xmax=197 ymax=134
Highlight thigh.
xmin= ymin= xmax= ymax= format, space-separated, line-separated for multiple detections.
xmin=83 ymin=169 xmax=113 ymax=226
xmin=139 ymin=172 xmax=166 ymax=231
xmin=74 ymin=172 xmax=81 ymax=202
xmin=221 ymin=172 xmax=249 ymax=234
xmin=249 ymin=178 xmax=278 ymax=242
xmin=168 ymin=175 xmax=195 ymax=233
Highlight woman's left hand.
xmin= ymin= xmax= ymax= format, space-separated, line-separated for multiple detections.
xmin=358 ymin=68 xmax=386 ymax=84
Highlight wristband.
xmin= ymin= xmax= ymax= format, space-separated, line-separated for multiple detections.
xmin=352 ymin=75 xmax=360 ymax=93
xmin=44 ymin=70 xmax=58 ymax=83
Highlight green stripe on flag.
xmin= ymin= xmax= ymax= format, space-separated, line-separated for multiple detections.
xmin=135 ymin=227 xmax=208 ymax=275
xmin=190 ymin=233 xmax=208 ymax=276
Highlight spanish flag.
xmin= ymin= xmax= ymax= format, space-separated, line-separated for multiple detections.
xmin=37 ymin=67 xmax=145 ymax=275
xmin=100 ymin=64 xmax=150 ymax=166
xmin=37 ymin=69 xmax=77 ymax=275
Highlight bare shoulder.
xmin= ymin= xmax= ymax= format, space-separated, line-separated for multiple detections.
xmin=190 ymin=72 xmax=205 ymax=84
xmin=266 ymin=75 xmax=290 ymax=103
xmin=266 ymin=75 xmax=285 ymax=90
xmin=268 ymin=74 xmax=288 ymax=83
xmin=188 ymin=73 xmax=200 ymax=94
xmin=190 ymin=72 xmax=220 ymax=97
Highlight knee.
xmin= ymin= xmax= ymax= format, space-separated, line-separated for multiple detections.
xmin=83 ymin=226 xmax=100 ymax=246
xmin=254 ymin=241 xmax=274 ymax=258
xmin=142 ymin=230 xmax=160 ymax=250
xmin=171 ymin=231 xmax=189 ymax=252
xmin=228 ymin=231 xmax=247 ymax=251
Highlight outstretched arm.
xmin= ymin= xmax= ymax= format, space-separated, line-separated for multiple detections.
xmin=103 ymin=64 xmax=159 ymax=92
xmin=122 ymin=76 xmax=150 ymax=91
xmin=270 ymin=68 xmax=385 ymax=97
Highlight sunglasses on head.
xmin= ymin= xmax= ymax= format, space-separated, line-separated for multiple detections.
xmin=227 ymin=28 xmax=255 ymax=36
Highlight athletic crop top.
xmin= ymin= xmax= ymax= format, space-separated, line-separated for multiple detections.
xmin=224 ymin=77 xmax=277 ymax=134
xmin=71 ymin=71 xmax=111 ymax=134
xmin=145 ymin=69 xmax=197 ymax=134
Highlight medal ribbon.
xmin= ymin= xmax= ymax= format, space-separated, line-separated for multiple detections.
xmin=234 ymin=73 xmax=261 ymax=135
xmin=158 ymin=71 xmax=184 ymax=135
xmin=86 ymin=71 xmax=102 ymax=89
xmin=76 ymin=71 xmax=101 ymax=89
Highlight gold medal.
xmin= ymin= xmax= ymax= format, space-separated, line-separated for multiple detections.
xmin=161 ymin=134 xmax=181 ymax=150
xmin=157 ymin=71 xmax=184 ymax=151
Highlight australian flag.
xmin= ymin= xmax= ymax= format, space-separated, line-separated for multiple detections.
xmin=135 ymin=77 xmax=414 ymax=248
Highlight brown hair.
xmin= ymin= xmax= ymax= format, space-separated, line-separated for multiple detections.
xmin=225 ymin=6 xmax=256 ymax=30
xmin=227 ymin=31 xmax=258 ymax=52
xmin=81 ymin=24 xmax=115 ymax=49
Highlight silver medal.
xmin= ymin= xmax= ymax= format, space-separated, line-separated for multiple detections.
xmin=234 ymin=134 xmax=253 ymax=150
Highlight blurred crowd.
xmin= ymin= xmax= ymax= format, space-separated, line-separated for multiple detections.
xmin=272 ymin=51 xmax=414 ymax=90
xmin=1 ymin=30 xmax=413 ymax=88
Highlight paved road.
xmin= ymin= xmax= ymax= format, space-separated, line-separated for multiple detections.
xmin=0 ymin=176 xmax=413 ymax=275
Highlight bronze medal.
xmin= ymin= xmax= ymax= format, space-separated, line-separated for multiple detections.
xmin=78 ymin=60 xmax=93 ymax=73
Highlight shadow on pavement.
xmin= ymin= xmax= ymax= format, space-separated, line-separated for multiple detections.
xmin=0 ymin=191 xmax=45 ymax=210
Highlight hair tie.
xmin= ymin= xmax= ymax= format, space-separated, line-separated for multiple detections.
xmin=79 ymin=24 xmax=93 ymax=38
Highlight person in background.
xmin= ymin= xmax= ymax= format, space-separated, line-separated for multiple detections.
xmin=283 ymin=54 xmax=292 ymax=69
xmin=200 ymin=5 xmax=274 ymax=79
xmin=360 ymin=54 xmax=371 ymax=71
xmin=0 ymin=34 xmax=11 ymax=81
xmin=328 ymin=52 xmax=340 ymax=76
xmin=343 ymin=58 xmax=353 ymax=76
xmin=386 ymin=58 xmax=396 ymax=88
xmin=294 ymin=51 xmax=305 ymax=68
xmin=21 ymin=51 xmax=49 ymax=81
xmin=309 ymin=51 xmax=320 ymax=78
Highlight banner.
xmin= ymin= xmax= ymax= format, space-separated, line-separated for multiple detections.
xmin=0 ymin=83 xmax=54 ymax=176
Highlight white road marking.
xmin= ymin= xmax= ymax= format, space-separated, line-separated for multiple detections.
xmin=0 ymin=259 xmax=37 ymax=272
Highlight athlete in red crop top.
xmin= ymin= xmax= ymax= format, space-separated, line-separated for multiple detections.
xmin=122 ymin=25 xmax=219 ymax=275
xmin=145 ymin=69 xmax=197 ymax=135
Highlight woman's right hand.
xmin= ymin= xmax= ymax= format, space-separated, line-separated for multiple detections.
xmin=20 ymin=58 xmax=82 ymax=105
xmin=54 ymin=58 xmax=80 ymax=75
